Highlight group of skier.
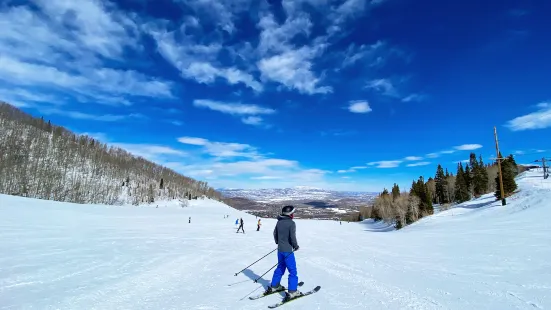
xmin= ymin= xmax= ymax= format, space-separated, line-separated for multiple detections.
xmin=234 ymin=217 xmax=263 ymax=233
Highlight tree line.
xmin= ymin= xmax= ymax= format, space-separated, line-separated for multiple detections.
xmin=359 ymin=152 xmax=520 ymax=229
xmin=0 ymin=102 xmax=221 ymax=205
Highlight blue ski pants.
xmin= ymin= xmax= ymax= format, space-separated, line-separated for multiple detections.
xmin=270 ymin=252 xmax=298 ymax=291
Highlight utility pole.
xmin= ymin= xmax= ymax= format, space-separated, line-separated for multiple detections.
xmin=535 ymin=158 xmax=550 ymax=179
xmin=494 ymin=126 xmax=506 ymax=206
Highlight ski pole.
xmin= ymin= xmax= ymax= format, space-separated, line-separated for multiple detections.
xmin=253 ymin=250 xmax=294 ymax=283
xmin=235 ymin=248 xmax=277 ymax=276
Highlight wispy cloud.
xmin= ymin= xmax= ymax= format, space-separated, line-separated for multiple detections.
xmin=178 ymin=136 xmax=260 ymax=159
xmin=347 ymin=100 xmax=372 ymax=113
xmin=193 ymin=99 xmax=275 ymax=126
xmin=365 ymin=78 xmax=399 ymax=97
xmin=0 ymin=1 xmax=174 ymax=109
xmin=39 ymin=107 xmax=144 ymax=122
xmin=505 ymin=102 xmax=551 ymax=131
xmin=406 ymin=161 xmax=431 ymax=167
xmin=114 ymin=143 xmax=187 ymax=162
xmin=454 ymin=144 xmax=483 ymax=151
xmin=367 ymin=160 xmax=402 ymax=168
xmin=193 ymin=99 xmax=275 ymax=115
xmin=402 ymin=93 xmax=426 ymax=102
xmin=404 ymin=156 xmax=423 ymax=161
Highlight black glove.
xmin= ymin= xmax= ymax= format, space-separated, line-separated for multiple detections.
xmin=293 ymin=246 xmax=299 ymax=251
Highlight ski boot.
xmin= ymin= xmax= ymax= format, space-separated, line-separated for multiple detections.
xmin=283 ymin=290 xmax=303 ymax=302
xmin=264 ymin=284 xmax=285 ymax=295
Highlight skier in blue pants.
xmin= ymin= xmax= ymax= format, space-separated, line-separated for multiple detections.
xmin=264 ymin=205 xmax=302 ymax=301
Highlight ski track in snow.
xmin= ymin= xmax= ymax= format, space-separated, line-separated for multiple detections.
xmin=1 ymin=170 xmax=551 ymax=309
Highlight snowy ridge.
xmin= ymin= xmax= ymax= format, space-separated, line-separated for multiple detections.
xmin=1 ymin=169 xmax=550 ymax=309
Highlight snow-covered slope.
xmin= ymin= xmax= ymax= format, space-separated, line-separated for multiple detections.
xmin=1 ymin=170 xmax=550 ymax=309
xmin=220 ymin=186 xmax=376 ymax=202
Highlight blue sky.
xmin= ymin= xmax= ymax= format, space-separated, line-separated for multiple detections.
xmin=0 ymin=0 xmax=549 ymax=191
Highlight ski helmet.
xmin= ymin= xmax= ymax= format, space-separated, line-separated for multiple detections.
xmin=281 ymin=205 xmax=296 ymax=216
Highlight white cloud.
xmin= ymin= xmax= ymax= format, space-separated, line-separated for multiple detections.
xmin=348 ymin=100 xmax=372 ymax=113
xmin=178 ymin=137 xmax=210 ymax=146
xmin=365 ymin=78 xmax=399 ymax=97
xmin=241 ymin=116 xmax=264 ymax=126
xmin=0 ymin=2 xmax=174 ymax=110
xmin=406 ymin=162 xmax=431 ymax=167
xmin=367 ymin=160 xmax=402 ymax=168
xmin=251 ymin=176 xmax=283 ymax=180
xmin=38 ymin=107 xmax=144 ymax=122
xmin=426 ymin=152 xmax=440 ymax=159
xmin=114 ymin=143 xmax=187 ymax=162
xmin=192 ymin=99 xmax=275 ymax=127
xmin=145 ymin=22 xmax=263 ymax=92
xmin=505 ymin=102 xmax=551 ymax=131
xmin=402 ymin=93 xmax=425 ymax=102
xmin=257 ymin=47 xmax=332 ymax=95
xmin=454 ymin=144 xmax=483 ymax=151
xmin=405 ymin=156 xmax=423 ymax=161
xmin=341 ymin=41 xmax=385 ymax=68
xmin=177 ymin=136 xmax=259 ymax=159
xmin=193 ymin=99 xmax=275 ymax=115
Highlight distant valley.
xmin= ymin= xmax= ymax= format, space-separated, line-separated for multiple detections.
xmin=219 ymin=187 xmax=377 ymax=220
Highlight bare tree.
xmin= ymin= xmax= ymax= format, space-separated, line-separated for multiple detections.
xmin=0 ymin=102 xmax=222 ymax=205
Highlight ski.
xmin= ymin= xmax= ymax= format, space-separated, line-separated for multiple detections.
xmin=267 ymin=286 xmax=321 ymax=308
xmin=249 ymin=282 xmax=304 ymax=300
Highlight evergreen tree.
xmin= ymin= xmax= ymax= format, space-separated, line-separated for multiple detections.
xmin=434 ymin=164 xmax=448 ymax=204
xmin=464 ymin=163 xmax=472 ymax=194
xmin=478 ymin=155 xmax=489 ymax=193
xmin=494 ymin=155 xmax=518 ymax=199
xmin=391 ymin=183 xmax=400 ymax=201
xmin=410 ymin=176 xmax=433 ymax=216
xmin=160 ymin=178 xmax=164 ymax=189
xmin=454 ymin=163 xmax=469 ymax=203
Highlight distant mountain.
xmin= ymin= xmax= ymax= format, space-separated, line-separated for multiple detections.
xmin=219 ymin=186 xmax=377 ymax=203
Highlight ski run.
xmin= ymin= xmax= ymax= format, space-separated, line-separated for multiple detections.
xmin=1 ymin=169 xmax=550 ymax=309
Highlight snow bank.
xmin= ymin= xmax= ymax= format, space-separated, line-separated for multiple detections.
xmin=1 ymin=169 xmax=550 ymax=309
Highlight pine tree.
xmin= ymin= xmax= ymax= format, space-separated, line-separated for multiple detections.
xmin=478 ymin=155 xmax=489 ymax=193
xmin=454 ymin=163 xmax=469 ymax=203
xmin=464 ymin=163 xmax=472 ymax=194
xmin=494 ymin=155 xmax=518 ymax=199
xmin=410 ymin=176 xmax=433 ymax=216
xmin=391 ymin=183 xmax=400 ymax=201
xmin=434 ymin=164 xmax=448 ymax=204
xmin=160 ymin=178 xmax=164 ymax=189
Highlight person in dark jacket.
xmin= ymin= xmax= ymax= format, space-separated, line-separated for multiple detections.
xmin=264 ymin=205 xmax=302 ymax=300
xmin=236 ymin=218 xmax=245 ymax=233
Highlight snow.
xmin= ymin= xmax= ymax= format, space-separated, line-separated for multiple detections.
xmin=1 ymin=170 xmax=551 ymax=309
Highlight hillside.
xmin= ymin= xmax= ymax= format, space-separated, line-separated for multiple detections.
xmin=1 ymin=169 xmax=550 ymax=309
xmin=0 ymin=102 xmax=220 ymax=205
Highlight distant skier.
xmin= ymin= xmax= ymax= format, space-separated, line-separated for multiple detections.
xmin=236 ymin=218 xmax=245 ymax=233
xmin=257 ymin=219 xmax=262 ymax=231
xmin=189 ymin=217 xmax=191 ymax=223
xmin=264 ymin=205 xmax=302 ymax=301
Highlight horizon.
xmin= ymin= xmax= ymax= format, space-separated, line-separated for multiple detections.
xmin=0 ymin=0 xmax=549 ymax=192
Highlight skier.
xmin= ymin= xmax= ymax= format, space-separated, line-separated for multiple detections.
xmin=189 ymin=217 xmax=191 ymax=223
xmin=264 ymin=205 xmax=302 ymax=301
xmin=257 ymin=219 xmax=261 ymax=231
xmin=236 ymin=218 xmax=245 ymax=233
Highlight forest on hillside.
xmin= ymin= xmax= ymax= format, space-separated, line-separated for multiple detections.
xmin=0 ymin=102 xmax=221 ymax=205
xmin=354 ymin=152 xmax=523 ymax=229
